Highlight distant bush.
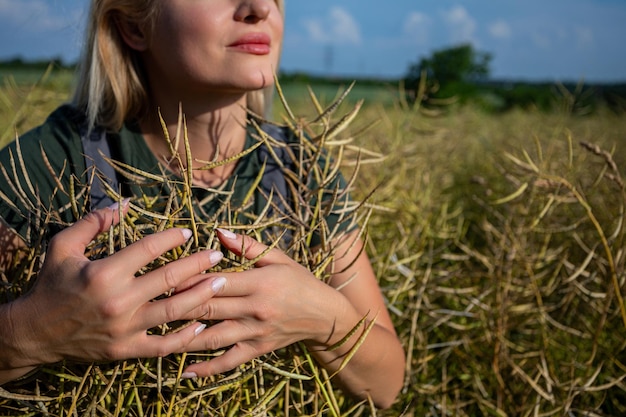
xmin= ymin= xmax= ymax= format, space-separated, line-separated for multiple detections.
xmin=0 ymin=56 xmax=74 ymax=70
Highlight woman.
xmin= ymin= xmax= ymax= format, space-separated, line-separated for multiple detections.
xmin=0 ymin=0 xmax=404 ymax=409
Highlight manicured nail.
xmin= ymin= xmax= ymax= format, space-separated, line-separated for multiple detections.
xmin=181 ymin=372 xmax=198 ymax=379
xmin=194 ymin=323 xmax=207 ymax=336
xmin=181 ymin=228 xmax=193 ymax=241
xmin=211 ymin=277 xmax=227 ymax=293
xmin=107 ymin=198 xmax=130 ymax=211
xmin=217 ymin=228 xmax=237 ymax=240
xmin=209 ymin=251 xmax=224 ymax=265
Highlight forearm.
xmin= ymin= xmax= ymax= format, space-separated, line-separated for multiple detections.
xmin=0 ymin=301 xmax=39 ymax=385
xmin=307 ymin=233 xmax=405 ymax=408
xmin=0 ymin=366 xmax=37 ymax=386
xmin=306 ymin=304 xmax=405 ymax=409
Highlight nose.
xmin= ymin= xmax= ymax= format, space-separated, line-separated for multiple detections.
xmin=234 ymin=0 xmax=271 ymax=24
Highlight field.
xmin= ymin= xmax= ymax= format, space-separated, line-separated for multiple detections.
xmin=2 ymin=68 xmax=626 ymax=416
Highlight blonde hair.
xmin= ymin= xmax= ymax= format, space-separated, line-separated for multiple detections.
xmin=73 ymin=0 xmax=285 ymax=132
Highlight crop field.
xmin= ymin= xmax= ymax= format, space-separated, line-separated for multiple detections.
xmin=2 ymin=68 xmax=626 ymax=416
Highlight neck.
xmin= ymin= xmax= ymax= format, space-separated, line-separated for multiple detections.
xmin=140 ymin=95 xmax=250 ymax=187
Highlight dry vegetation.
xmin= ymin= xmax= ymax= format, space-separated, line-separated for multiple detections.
xmin=1 ymin=69 xmax=626 ymax=416
xmin=348 ymin=99 xmax=626 ymax=416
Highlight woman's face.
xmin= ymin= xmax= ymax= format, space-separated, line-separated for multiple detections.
xmin=136 ymin=0 xmax=283 ymax=100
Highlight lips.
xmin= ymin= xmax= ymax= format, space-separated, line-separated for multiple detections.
xmin=228 ymin=32 xmax=271 ymax=55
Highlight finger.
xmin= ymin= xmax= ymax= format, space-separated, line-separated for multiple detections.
xmin=185 ymin=319 xmax=252 ymax=352
xmin=132 ymin=321 xmax=208 ymax=359
xmin=216 ymin=228 xmax=290 ymax=266
xmin=137 ymin=276 xmax=227 ymax=329
xmin=50 ymin=199 xmax=130 ymax=255
xmin=183 ymin=341 xmax=261 ymax=378
xmin=100 ymin=227 xmax=194 ymax=274
xmin=132 ymin=249 xmax=224 ymax=302
xmin=183 ymin=292 xmax=245 ymax=321
xmin=178 ymin=269 xmax=270 ymax=321
xmin=174 ymin=252 xmax=226 ymax=293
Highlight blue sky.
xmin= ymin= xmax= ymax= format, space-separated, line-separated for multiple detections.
xmin=0 ymin=0 xmax=624 ymax=82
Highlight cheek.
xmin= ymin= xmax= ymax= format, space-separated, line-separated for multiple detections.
xmin=155 ymin=3 xmax=220 ymax=41
xmin=271 ymin=11 xmax=284 ymax=46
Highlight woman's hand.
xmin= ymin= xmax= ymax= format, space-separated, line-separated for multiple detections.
xmin=183 ymin=228 xmax=349 ymax=378
xmin=181 ymin=229 xmax=405 ymax=409
xmin=0 ymin=201 xmax=225 ymax=384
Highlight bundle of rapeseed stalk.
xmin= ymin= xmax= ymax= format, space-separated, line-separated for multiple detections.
xmin=0 ymin=83 xmax=383 ymax=416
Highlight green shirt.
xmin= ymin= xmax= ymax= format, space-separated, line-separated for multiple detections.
xmin=0 ymin=105 xmax=355 ymax=246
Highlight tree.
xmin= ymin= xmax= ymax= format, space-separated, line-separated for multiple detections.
xmin=405 ymin=43 xmax=492 ymax=97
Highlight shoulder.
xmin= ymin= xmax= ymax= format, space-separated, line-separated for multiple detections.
xmin=0 ymin=104 xmax=84 ymax=161
xmin=21 ymin=104 xmax=83 ymax=141
xmin=0 ymin=104 xmax=86 ymax=194
xmin=0 ymin=105 xmax=87 ymax=239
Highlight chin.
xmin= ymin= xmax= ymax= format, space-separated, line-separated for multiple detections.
xmin=216 ymin=69 xmax=277 ymax=94
xmin=248 ymin=69 xmax=275 ymax=90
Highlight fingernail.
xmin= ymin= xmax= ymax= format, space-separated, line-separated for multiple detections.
xmin=107 ymin=198 xmax=130 ymax=211
xmin=194 ymin=323 xmax=207 ymax=336
xmin=181 ymin=228 xmax=193 ymax=241
xmin=209 ymin=251 xmax=223 ymax=264
xmin=217 ymin=228 xmax=237 ymax=240
xmin=181 ymin=372 xmax=198 ymax=379
xmin=211 ymin=276 xmax=227 ymax=293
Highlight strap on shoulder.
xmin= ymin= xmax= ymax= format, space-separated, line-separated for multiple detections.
xmin=258 ymin=123 xmax=295 ymax=246
xmin=258 ymin=123 xmax=293 ymax=204
xmin=80 ymin=125 xmax=119 ymax=210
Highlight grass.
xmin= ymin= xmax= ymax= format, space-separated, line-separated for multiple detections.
xmin=1 ymin=69 xmax=626 ymax=416
xmin=277 ymin=80 xmax=400 ymax=109
xmin=351 ymin=102 xmax=626 ymax=415
xmin=0 ymin=65 xmax=73 ymax=147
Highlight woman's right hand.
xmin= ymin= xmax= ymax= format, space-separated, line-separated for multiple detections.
xmin=0 ymin=200 xmax=224 ymax=384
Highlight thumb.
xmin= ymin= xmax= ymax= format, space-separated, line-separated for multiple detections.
xmin=52 ymin=198 xmax=130 ymax=252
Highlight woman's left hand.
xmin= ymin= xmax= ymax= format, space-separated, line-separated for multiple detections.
xmin=181 ymin=228 xmax=347 ymax=378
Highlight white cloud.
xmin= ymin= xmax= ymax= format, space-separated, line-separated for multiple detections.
xmin=303 ymin=7 xmax=361 ymax=45
xmin=575 ymin=26 xmax=593 ymax=49
xmin=0 ymin=0 xmax=45 ymax=20
xmin=0 ymin=0 xmax=78 ymax=32
xmin=488 ymin=20 xmax=512 ymax=40
xmin=404 ymin=12 xmax=429 ymax=34
xmin=556 ymin=27 xmax=568 ymax=42
xmin=302 ymin=19 xmax=325 ymax=42
xmin=403 ymin=12 xmax=431 ymax=44
xmin=531 ymin=32 xmax=552 ymax=49
xmin=442 ymin=5 xmax=476 ymax=44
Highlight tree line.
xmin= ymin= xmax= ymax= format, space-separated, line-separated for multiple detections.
xmin=402 ymin=43 xmax=626 ymax=115
xmin=2 ymin=51 xmax=625 ymax=115
xmin=0 ymin=57 xmax=75 ymax=71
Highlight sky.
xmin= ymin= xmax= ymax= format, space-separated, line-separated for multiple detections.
xmin=0 ymin=0 xmax=624 ymax=83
